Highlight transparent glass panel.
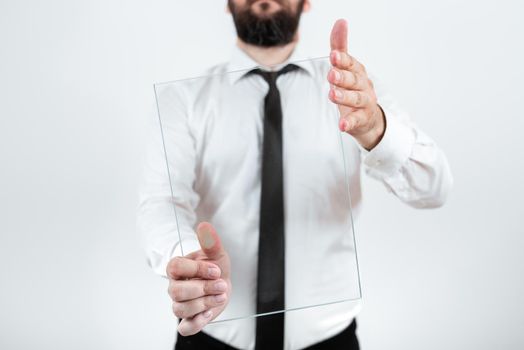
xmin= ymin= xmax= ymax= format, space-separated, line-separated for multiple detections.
xmin=153 ymin=56 xmax=361 ymax=323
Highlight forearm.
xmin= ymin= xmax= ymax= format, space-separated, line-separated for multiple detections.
xmin=362 ymin=110 xmax=453 ymax=208
xmin=137 ymin=98 xmax=201 ymax=277
xmin=137 ymin=188 xmax=201 ymax=277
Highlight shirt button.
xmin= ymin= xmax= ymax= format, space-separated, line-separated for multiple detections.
xmin=375 ymin=160 xmax=382 ymax=166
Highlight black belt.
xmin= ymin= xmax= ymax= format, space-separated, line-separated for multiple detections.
xmin=175 ymin=319 xmax=359 ymax=350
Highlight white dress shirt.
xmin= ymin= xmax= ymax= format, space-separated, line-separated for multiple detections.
xmin=137 ymin=42 xmax=453 ymax=350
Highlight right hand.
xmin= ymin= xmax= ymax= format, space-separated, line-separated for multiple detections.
xmin=166 ymin=222 xmax=231 ymax=336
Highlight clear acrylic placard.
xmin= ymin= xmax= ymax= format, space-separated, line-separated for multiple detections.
xmin=154 ymin=57 xmax=361 ymax=323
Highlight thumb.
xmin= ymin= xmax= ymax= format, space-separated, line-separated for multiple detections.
xmin=196 ymin=222 xmax=225 ymax=260
xmin=330 ymin=18 xmax=348 ymax=53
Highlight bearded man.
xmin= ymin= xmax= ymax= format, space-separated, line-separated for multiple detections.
xmin=138 ymin=1 xmax=453 ymax=349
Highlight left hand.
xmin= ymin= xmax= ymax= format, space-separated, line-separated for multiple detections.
xmin=167 ymin=222 xmax=231 ymax=336
xmin=327 ymin=19 xmax=386 ymax=150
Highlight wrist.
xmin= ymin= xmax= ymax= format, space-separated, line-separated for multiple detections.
xmin=356 ymin=104 xmax=386 ymax=150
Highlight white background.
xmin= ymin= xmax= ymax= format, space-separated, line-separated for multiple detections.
xmin=1 ymin=0 xmax=523 ymax=349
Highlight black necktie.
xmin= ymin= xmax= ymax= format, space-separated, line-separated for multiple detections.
xmin=249 ymin=64 xmax=299 ymax=350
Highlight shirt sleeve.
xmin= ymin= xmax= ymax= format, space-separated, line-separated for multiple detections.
xmin=360 ymin=71 xmax=453 ymax=208
xmin=136 ymin=85 xmax=201 ymax=278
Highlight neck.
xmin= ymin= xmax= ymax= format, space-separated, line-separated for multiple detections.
xmin=236 ymin=33 xmax=299 ymax=68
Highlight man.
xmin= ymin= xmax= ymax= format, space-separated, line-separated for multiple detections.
xmin=137 ymin=0 xmax=453 ymax=349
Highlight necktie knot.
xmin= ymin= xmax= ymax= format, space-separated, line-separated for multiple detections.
xmin=249 ymin=63 xmax=300 ymax=86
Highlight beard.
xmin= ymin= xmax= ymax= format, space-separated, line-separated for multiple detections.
xmin=228 ymin=0 xmax=305 ymax=47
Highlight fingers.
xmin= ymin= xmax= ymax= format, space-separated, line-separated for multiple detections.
xmin=327 ymin=68 xmax=369 ymax=91
xmin=177 ymin=309 xmax=215 ymax=336
xmin=166 ymin=256 xmax=221 ymax=280
xmin=196 ymin=222 xmax=225 ymax=260
xmin=330 ymin=51 xmax=366 ymax=74
xmin=329 ymin=88 xmax=371 ymax=109
xmin=168 ymin=278 xmax=228 ymax=302
xmin=329 ymin=19 xmax=365 ymax=74
xmin=338 ymin=110 xmax=366 ymax=133
xmin=330 ymin=18 xmax=348 ymax=52
xmin=172 ymin=293 xmax=227 ymax=319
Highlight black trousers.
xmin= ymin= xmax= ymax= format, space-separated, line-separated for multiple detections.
xmin=175 ymin=319 xmax=359 ymax=350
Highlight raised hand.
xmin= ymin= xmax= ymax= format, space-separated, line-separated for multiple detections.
xmin=166 ymin=222 xmax=231 ymax=336
xmin=327 ymin=19 xmax=386 ymax=150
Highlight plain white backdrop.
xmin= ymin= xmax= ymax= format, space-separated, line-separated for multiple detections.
xmin=1 ymin=0 xmax=523 ymax=349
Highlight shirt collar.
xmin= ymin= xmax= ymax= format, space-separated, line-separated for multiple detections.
xmin=226 ymin=40 xmax=315 ymax=84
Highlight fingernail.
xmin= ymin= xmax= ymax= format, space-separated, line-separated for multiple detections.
xmin=214 ymin=293 xmax=227 ymax=303
xmin=339 ymin=119 xmax=348 ymax=132
xmin=214 ymin=280 xmax=227 ymax=292
xmin=199 ymin=225 xmax=215 ymax=249
xmin=334 ymin=89 xmax=343 ymax=100
xmin=333 ymin=51 xmax=341 ymax=63
xmin=331 ymin=50 xmax=337 ymax=63
xmin=208 ymin=266 xmax=220 ymax=278
xmin=332 ymin=69 xmax=341 ymax=82
xmin=203 ymin=309 xmax=212 ymax=318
